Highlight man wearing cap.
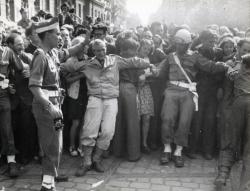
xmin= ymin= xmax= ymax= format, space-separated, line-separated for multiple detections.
xmin=17 ymin=8 xmax=31 ymax=29
xmin=155 ymin=29 xmax=229 ymax=168
xmin=58 ymin=3 xmax=74 ymax=27
xmin=29 ymin=17 xmax=89 ymax=191
xmin=87 ymin=23 xmax=116 ymax=57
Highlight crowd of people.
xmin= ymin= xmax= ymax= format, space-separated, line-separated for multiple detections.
xmin=1 ymin=2 xmax=250 ymax=191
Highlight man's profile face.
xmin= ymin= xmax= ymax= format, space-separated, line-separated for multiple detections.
xmin=47 ymin=28 xmax=60 ymax=49
xmin=93 ymin=42 xmax=106 ymax=61
xmin=13 ymin=35 xmax=24 ymax=55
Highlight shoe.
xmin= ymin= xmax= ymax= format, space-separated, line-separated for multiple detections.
xmin=186 ymin=152 xmax=197 ymax=159
xmin=8 ymin=162 xmax=19 ymax=178
xmin=69 ymin=147 xmax=78 ymax=157
xmin=40 ymin=186 xmax=55 ymax=191
xmin=75 ymin=164 xmax=91 ymax=177
xmin=93 ymin=161 xmax=105 ymax=173
xmin=93 ymin=147 xmax=105 ymax=173
xmin=149 ymin=143 xmax=159 ymax=151
xmin=55 ymin=174 xmax=68 ymax=182
xmin=141 ymin=146 xmax=151 ymax=154
xmin=174 ymin=155 xmax=184 ymax=168
xmin=214 ymin=172 xmax=229 ymax=186
xmin=203 ymin=153 xmax=213 ymax=160
xmin=102 ymin=149 xmax=110 ymax=159
xmin=75 ymin=146 xmax=93 ymax=177
xmin=160 ymin=152 xmax=171 ymax=165
xmin=77 ymin=147 xmax=84 ymax=157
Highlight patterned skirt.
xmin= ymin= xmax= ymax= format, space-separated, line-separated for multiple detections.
xmin=137 ymin=84 xmax=154 ymax=116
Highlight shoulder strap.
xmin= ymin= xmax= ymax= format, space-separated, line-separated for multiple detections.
xmin=173 ymin=53 xmax=192 ymax=84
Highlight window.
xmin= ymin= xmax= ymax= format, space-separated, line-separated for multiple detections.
xmin=45 ymin=0 xmax=50 ymax=11
xmin=78 ymin=4 xmax=81 ymax=18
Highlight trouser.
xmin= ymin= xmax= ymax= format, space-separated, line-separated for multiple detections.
xmin=113 ymin=82 xmax=140 ymax=160
xmin=191 ymin=91 xmax=217 ymax=154
xmin=219 ymin=95 xmax=250 ymax=191
xmin=81 ymin=96 xmax=118 ymax=151
xmin=149 ymin=80 xmax=165 ymax=147
xmin=13 ymin=100 xmax=38 ymax=160
xmin=161 ymin=88 xmax=195 ymax=147
xmin=0 ymin=95 xmax=16 ymax=155
xmin=32 ymin=98 xmax=62 ymax=177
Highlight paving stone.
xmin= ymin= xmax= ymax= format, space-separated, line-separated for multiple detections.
xmin=150 ymin=178 xmax=163 ymax=184
xmin=164 ymin=180 xmax=181 ymax=186
xmin=182 ymin=182 xmax=199 ymax=188
xmin=151 ymin=184 xmax=170 ymax=191
xmin=171 ymin=187 xmax=193 ymax=191
xmin=137 ymin=178 xmax=149 ymax=183
xmin=107 ymin=180 xmax=130 ymax=187
xmin=57 ymin=182 xmax=75 ymax=188
xmin=120 ymin=188 xmax=136 ymax=191
xmin=130 ymin=182 xmax=151 ymax=189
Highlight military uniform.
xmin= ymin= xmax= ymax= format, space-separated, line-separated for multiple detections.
xmin=29 ymin=48 xmax=63 ymax=177
xmin=159 ymin=51 xmax=227 ymax=148
xmin=215 ymin=55 xmax=250 ymax=189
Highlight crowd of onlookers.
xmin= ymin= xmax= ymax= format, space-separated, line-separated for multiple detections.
xmin=1 ymin=2 xmax=250 ymax=190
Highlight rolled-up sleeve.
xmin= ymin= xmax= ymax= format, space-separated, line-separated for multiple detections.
xmin=29 ymin=53 xmax=47 ymax=88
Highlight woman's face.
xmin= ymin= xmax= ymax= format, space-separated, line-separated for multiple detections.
xmin=139 ymin=43 xmax=151 ymax=57
xmin=238 ymin=42 xmax=250 ymax=57
xmin=223 ymin=42 xmax=234 ymax=56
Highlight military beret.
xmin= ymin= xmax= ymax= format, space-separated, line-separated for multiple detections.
xmin=34 ymin=17 xmax=59 ymax=34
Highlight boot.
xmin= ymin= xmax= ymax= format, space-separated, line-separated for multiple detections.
xmin=93 ymin=147 xmax=105 ymax=173
xmin=75 ymin=146 xmax=93 ymax=177
xmin=214 ymin=168 xmax=230 ymax=187
xmin=8 ymin=162 xmax=19 ymax=178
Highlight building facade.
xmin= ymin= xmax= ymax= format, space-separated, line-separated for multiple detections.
xmin=0 ymin=0 xmax=112 ymax=24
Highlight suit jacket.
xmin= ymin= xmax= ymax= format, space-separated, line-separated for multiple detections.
xmin=58 ymin=13 xmax=74 ymax=27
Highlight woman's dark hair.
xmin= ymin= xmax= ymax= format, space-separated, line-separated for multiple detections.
xmin=74 ymin=26 xmax=89 ymax=37
xmin=115 ymin=30 xmax=139 ymax=54
xmin=6 ymin=32 xmax=20 ymax=46
xmin=237 ymin=38 xmax=250 ymax=48
xmin=69 ymin=8 xmax=75 ymax=14
xmin=31 ymin=16 xmax=39 ymax=22
xmin=45 ymin=13 xmax=53 ymax=20
xmin=242 ymin=53 xmax=250 ymax=68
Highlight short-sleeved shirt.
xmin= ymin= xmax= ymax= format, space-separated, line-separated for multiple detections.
xmin=29 ymin=48 xmax=60 ymax=90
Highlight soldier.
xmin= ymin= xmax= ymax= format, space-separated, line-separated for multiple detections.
xmin=29 ymin=17 xmax=89 ymax=191
xmin=156 ymin=29 xmax=229 ymax=167
xmin=215 ymin=39 xmax=250 ymax=187
xmin=0 ymin=26 xmax=19 ymax=179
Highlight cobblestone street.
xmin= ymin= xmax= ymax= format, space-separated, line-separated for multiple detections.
xmin=0 ymin=151 xmax=241 ymax=191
